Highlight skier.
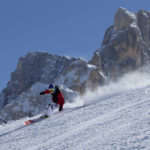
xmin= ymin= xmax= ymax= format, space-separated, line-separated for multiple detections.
xmin=40 ymin=84 xmax=65 ymax=114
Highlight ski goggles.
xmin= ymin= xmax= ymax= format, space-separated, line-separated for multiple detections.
xmin=49 ymin=88 xmax=55 ymax=93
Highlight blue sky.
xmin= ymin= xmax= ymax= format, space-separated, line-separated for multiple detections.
xmin=0 ymin=0 xmax=150 ymax=91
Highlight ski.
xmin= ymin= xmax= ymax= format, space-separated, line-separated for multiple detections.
xmin=24 ymin=106 xmax=82 ymax=126
xmin=24 ymin=120 xmax=34 ymax=125
xmin=24 ymin=117 xmax=45 ymax=126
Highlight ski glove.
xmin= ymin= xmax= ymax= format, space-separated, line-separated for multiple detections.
xmin=40 ymin=91 xmax=45 ymax=95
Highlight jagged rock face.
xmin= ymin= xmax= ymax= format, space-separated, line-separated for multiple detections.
xmin=56 ymin=57 xmax=105 ymax=93
xmin=2 ymin=52 xmax=71 ymax=105
xmin=89 ymin=50 xmax=102 ymax=70
xmin=94 ymin=7 xmax=150 ymax=79
xmin=136 ymin=10 xmax=150 ymax=64
xmin=137 ymin=10 xmax=150 ymax=47
xmin=88 ymin=51 xmax=105 ymax=88
xmin=114 ymin=8 xmax=136 ymax=31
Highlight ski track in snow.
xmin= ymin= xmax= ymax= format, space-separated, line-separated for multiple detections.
xmin=0 ymin=86 xmax=150 ymax=150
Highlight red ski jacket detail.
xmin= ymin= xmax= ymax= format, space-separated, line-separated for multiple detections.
xmin=44 ymin=90 xmax=65 ymax=107
xmin=44 ymin=90 xmax=51 ymax=94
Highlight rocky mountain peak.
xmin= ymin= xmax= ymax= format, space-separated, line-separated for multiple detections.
xmin=90 ymin=8 xmax=150 ymax=79
xmin=114 ymin=7 xmax=136 ymax=31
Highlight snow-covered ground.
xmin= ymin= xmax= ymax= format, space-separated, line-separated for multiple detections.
xmin=0 ymin=71 xmax=150 ymax=150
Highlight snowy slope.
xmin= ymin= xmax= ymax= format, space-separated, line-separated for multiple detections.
xmin=0 ymin=72 xmax=150 ymax=150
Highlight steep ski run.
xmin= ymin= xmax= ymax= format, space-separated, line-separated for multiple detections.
xmin=0 ymin=86 xmax=150 ymax=150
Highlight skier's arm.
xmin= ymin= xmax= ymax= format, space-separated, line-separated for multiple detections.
xmin=40 ymin=90 xmax=51 ymax=95
xmin=44 ymin=90 xmax=51 ymax=94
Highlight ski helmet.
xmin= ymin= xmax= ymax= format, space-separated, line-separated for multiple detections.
xmin=49 ymin=84 xmax=55 ymax=93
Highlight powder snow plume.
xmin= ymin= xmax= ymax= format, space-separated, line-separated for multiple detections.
xmin=74 ymin=68 xmax=150 ymax=106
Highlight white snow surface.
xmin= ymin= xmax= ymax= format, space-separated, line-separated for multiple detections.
xmin=0 ymin=71 xmax=150 ymax=150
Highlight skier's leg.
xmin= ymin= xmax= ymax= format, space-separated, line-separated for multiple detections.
xmin=59 ymin=102 xmax=64 ymax=111
xmin=42 ymin=109 xmax=47 ymax=117
xmin=46 ymin=104 xmax=54 ymax=117
xmin=41 ymin=104 xmax=53 ymax=118
xmin=51 ymin=103 xmax=59 ymax=111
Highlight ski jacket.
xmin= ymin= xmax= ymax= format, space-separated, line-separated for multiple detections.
xmin=43 ymin=86 xmax=65 ymax=107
